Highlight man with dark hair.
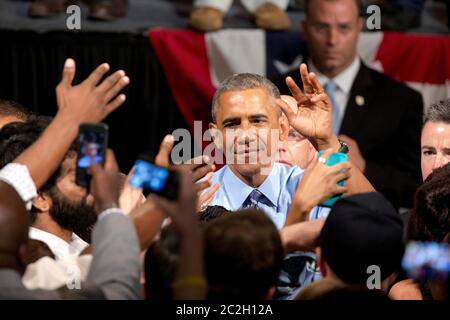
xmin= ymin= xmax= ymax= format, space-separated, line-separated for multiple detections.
xmin=297 ymin=192 xmax=404 ymax=299
xmin=144 ymin=224 xmax=179 ymax=301
xmin=199 ymin=205 xmax=231 ymax=223
xmin=420 ymin=98 xmax=450 ymax=181
xmin=273 ymin=0 xmax=423 ymax=209
xmin=0 ymin=117 xmax=97 ymax=259
xmin=390 ymin=162 xmax=450 ymax=300
xmin=204 ymin=209 xmax=284 ymax=299
xmin=0 ymin=99 xmax=30 ymax=129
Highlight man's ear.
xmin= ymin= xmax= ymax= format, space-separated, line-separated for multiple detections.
xmin=357 ymin=17 xmax=364 ymax=32
xmin=315 ymin=247 xmax=327 ymax=278
xmin=279 ymin=116 xmax=289 ymax=141
xmin=32 ymin=193 xmax=51 ymax=213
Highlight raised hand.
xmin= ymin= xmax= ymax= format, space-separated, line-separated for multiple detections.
xmin=285 ymin=148 xmax=350 ymax=226
xmin=89 ymin=149 xmax=122 ymax=214
xmin=276 ymin=64 xmax=333 ymax=146
xmin=56 ymin=58 xmax=129 ymax=124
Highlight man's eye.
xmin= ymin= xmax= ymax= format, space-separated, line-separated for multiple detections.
xmin=339 ymin=25 xmax=351 ymax=33
xmin=423 ymin=150 xmax=434 ymax=156
xmin=311 ymin=24 xmax=328 ymax=32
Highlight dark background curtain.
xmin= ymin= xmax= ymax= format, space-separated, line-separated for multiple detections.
xmin=0 ymin=30 xmax=187 ymax=172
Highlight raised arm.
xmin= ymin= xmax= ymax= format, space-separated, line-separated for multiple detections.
xmin=276 ymin=64 xmax=375 ymax=196
xmin=86 ymin=151 xmax=142 ymax=300
xmin=14 ymin=58 xmax=129 ymax=189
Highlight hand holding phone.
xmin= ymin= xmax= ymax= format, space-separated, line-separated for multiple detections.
xmin=75 ymin=123 xmax=108 ymax=187
xmin=129 ymin=155 xmax=179 ymax=200
xmin=318 ymin=150 xmax=348 ymax=207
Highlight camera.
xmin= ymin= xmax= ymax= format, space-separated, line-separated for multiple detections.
xmin=129 ymin=155 xmax=179 ymax=200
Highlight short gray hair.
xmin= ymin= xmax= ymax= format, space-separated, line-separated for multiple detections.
xmin=211 ymin=73 xmax=281 ymax=122
xmin=424 ymin=99 xmax=450 ymax=126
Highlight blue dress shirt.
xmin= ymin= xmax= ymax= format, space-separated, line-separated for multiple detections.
xmin=206 ymin=162 xmax=331 ymax=299
xmin=207 ymin=162 xmax=329 ymax=230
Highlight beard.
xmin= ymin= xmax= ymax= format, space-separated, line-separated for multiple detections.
xmin=48 ymin=188 xmax=98 ymax=243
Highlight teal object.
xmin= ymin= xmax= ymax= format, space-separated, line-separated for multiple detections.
xmin=317 ymin=151 xmax=348 ymax=207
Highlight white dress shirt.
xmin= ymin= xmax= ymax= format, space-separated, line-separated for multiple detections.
xmin=29 ymin=227 xmax=89 ymax=260
xmin=22 ymin=254 xmax=93 ymax=290
xmin=309 ymin=57 xmax=361 ymax=121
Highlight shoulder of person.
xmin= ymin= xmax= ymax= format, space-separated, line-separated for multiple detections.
xmin=388 ymin=279 xmax=422 ymax=300
xmin=365 ymin=65 xmax=422 ymax=101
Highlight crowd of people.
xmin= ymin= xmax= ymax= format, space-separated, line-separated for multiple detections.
xmin=0 ymin=0 xmax=449 ymax=301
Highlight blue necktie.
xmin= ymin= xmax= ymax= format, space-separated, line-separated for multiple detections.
xmin=242 ymin=189 xmax=266 ymax=208
xmin=324 ymin=80 xmax=342 ymax=134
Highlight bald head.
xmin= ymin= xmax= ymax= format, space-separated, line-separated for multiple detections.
xmin=0 ymin=181 xmax=29 ymax=270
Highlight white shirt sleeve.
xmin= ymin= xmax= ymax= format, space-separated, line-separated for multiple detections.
xmin=0 ymin=163 xmax=37 ymax=210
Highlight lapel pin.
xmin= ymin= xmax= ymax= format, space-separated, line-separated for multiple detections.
xmin=355 ymin=95 xmax=365 ymax=106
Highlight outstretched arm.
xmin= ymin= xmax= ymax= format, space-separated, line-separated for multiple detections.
xmin=14 ymin=58 xmax=129 ymax=189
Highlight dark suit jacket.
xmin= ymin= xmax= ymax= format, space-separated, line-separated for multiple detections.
xmin=273 ymin=61 xmax=423 ymax=208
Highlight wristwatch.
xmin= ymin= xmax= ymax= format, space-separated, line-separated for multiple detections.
xmin=338 ymin=140 xmax=349 ymax=154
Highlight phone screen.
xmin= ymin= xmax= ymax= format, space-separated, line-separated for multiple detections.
xmin=130 ymin=160 xmax=169 ymax=191
xmin=129 ymin=159 xmax=178 ymax=200
xmin=77 ymin=133 xmax=106 ymax=169
xmin=75 ymin=124 xmax=108 ymax=187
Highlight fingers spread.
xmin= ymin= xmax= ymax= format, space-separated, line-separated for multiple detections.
xmin=96 ymin=69 xmax=126 ymax=96
xmin=300 ymin=64 xmax=314 ymax=94
xmin=276 ymin=98 xmax=295 ymax=120
xmin=85 ymin=63 xmax=110 ymax=87
xmin=105 ymin=94 xmax=126 ymax=114
xmin=286 ymin=76 xmax=304 ymax=102
xmin=192 ymin=163 xmax=215 ymax=182
xmin=104 ymin=76 xmax=129 ymax=103
xmin=195 ymin=180 xmax=211 ymax=194
xmin=60 ymin=58 xmax=76 ymax=88
xmin=155 ymin=134 xmax=175 ymax=168
xmin=309 ymin=72 xmax=324 ymax=94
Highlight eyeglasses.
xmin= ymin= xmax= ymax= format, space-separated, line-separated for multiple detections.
xmin=287 ymin=130 xmax=306 ymax=143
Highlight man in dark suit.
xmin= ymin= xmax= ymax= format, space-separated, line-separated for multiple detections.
xmin=273 ymin=0 xmax=423 ymax=208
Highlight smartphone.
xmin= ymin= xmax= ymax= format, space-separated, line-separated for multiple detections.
xmin=402 ymin=241 xmax=450 ymax=282
xmin=75 ymin=123 xmax=109 ymax=187
xmin=317 ymin=151 xmax=348 ymax=207
xmin=129 ymin=155 xmax=179 ymax=200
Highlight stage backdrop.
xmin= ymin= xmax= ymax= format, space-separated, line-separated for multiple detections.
xmin=0 ymin=30 xmax=187 ymax=172
xmin=150 ymin=29 xmax=450 ymax=134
